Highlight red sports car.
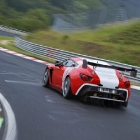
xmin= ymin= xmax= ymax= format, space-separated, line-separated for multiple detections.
xmin=42 ymin=57 xmax=137 ymax=107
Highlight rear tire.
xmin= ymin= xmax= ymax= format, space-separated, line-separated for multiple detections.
xmin=42 ymin=69 xmax=49 ymax=87
xmin=63 ymin=77 xmax=73 ymax=99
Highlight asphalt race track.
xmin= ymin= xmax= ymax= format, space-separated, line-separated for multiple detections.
xmin=0 ymin=49 xmax=140 ymax=140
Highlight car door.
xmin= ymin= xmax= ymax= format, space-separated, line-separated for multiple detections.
xmin=51 ymin=59 xmax=68 ymax=88
xmin=52 ymin=59 xmax=75 ymax=89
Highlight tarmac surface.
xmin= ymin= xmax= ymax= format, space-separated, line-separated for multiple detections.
xmin=0 ymin=49 xmax=140 ymax=140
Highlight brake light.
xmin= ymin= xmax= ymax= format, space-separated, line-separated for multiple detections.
xmin=80 ymin=74 xmax=92 ymax=81
xmin=124 ymin=81 xmax=130 ymax=88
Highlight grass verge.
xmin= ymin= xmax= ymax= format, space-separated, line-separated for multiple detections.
xmin=130 ymin=82 xmax=140 ymax=87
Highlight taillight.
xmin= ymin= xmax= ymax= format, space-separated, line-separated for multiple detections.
xmin=80 ymin=74 xmax=92 ymax=81
xmin=124 ymin=81 xmax=130 ymax=88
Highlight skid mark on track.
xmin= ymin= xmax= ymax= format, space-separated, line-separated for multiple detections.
xmin=44 ymin=95 xmax=64 ymax=104
xmin=48 ymin=111 xmax=80 ymax=124
xmin=45 ymin=96 xmax=53 ymax=103
xmin=44 ymin=95 xmax=88 ymax=112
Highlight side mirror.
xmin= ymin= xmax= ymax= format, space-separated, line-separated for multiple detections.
xmin=55 ymin=61 xmax=62 ymax=67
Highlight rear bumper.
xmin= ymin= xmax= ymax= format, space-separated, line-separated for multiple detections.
xmin=89 ymin=96 xmax=124 ymax=102
xmin=75 ymin=84 xmax=128 ymax=102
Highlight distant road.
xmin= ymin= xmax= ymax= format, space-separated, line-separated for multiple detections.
xmin=0 ymin=30 xmax=19 ymax=37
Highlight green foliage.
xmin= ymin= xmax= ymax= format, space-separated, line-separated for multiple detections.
xmin=76 ymin=0 xmax=102 ymax=9
xmin=61 ymin=35 xmax=69 ymax=44
xmin=110 ymin=20 xmax=140 ymax=45
xmin=0 ymin=0 xmax=103 ymax=31
xmin=0 ymin=0 xmax=21 ymax=18
xmin=22 ymin=9 xmax=49 ymax=31
xmin=5 ymin=0 xmax=50 ymax=12
xmin=0 ymin=9 xmax=50 ymax=32
xmin=51 ymin=0 xmax=73 ymax=10
xmin=0 ymin=0 xmax=73 ymax=31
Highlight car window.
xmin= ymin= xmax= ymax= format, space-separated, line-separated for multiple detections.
xmin=62 ymin=59 xmax=68 ymax=66
xmin=63 ymin=59 xmax=77 ymax=67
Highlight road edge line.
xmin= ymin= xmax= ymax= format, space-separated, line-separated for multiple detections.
xmin=131 ymin=85 xmax=140 ymax=90
xmin=0 ymin=93 xmax=17 ymax=140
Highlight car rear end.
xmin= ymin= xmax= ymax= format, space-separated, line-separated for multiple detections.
xmin=73 ymin=59 xmax=136 ymax=107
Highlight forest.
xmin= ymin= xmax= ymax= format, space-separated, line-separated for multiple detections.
xmin=0 ymin=0 xmax=102 ymax=31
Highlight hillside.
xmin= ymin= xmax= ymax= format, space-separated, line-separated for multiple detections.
xmin=0 ymin=0 xmax=103 ymax=31
xmin=24 ymin=20 xmax=140 ymax=66
xmin=0 ymin=0 xmax=140 ymax=32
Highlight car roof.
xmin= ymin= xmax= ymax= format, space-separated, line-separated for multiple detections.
xmin=70 ymin=57 xmax=110 ymax=66
xmin=70 ymin=57 xmax=82 ymax=62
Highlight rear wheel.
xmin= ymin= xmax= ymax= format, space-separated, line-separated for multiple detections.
xmin=42 ymin=69 xmax=49 ymax=87
xmin=63 ymin=77 xmax=73 ymax=99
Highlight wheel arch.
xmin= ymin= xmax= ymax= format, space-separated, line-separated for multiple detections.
xmin=63 ymin=74 xmax=76 ymax=95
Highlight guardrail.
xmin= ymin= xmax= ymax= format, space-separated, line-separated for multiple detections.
xmin=0 ymin=25 xmax=28 ymax=36
xmin=15 ymin=37 xmax=140 ymax=83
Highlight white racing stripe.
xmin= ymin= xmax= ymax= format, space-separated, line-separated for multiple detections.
xmin=0 ymin=93 xmax=17 ymax=140
xmin=95 ymin=67 xmax=119 ymax=89
xmin=86 ymin=59 xmax=119 ymax=89
xmin=62 ymin=67 xmax=73 ymax=90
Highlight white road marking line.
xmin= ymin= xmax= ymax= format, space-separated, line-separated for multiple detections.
xmin=5 ymin=80 xmax=41 ymax=86
xmin=0 ymin=93 xmax=17 ymax=140
xmin=131 ymin=85 xmax=140 ymax=90
xmin=0 ymin=72 xmax=16 ymax=75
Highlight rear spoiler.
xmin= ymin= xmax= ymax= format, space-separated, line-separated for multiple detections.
xmin=82 ymin=59 xmax=137 ymax=77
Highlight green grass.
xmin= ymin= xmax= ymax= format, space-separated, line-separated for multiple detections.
xmin=0 ymin=36 xmax=55 ymax=63
xmin=131 ymin=81 xmax=140 ymax=87
xmin=23 ymin=19 xmax=140 ymax=67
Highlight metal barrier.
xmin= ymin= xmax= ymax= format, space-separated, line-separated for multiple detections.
xmin=15 ymin=37 xmax=140 ymax=83
xmin=0 ymin=25 xmax=28 ymax=36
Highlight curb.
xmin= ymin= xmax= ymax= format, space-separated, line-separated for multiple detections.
xmin=0 ymin=47 xmax=52 ymax=65
xmin=0 ymin=47 xmax=140 ymax=90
